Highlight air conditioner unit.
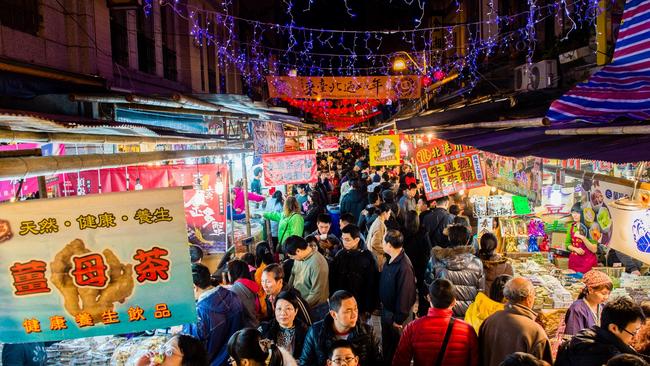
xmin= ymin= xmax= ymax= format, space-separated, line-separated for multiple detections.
xmin=514 ymin=60 xmax=558 ymax=91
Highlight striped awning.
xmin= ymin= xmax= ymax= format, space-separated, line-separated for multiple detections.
xmin=547 ymin=0 xmax=650 ymax=123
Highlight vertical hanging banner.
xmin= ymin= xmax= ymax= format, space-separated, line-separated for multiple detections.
xmin=0 ymin=188 xmax=196 ymax=343
xmin=368 ymin=135 xmax=401 ymax=166
xmin=182 ymin=164 xmax=229 ymax=254
xmin=315 ymin=136 xmax=340 ymax=152
xmin=414 ymin=140 xmax=485 ymax=200
xmin=250 ymin=120 xmax=285 ymax=165
xmin=262 ymin=151 xmax=318 ymax=186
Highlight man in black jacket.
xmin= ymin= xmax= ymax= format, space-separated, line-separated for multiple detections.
xmin=299 ymin=290 xmax=382 ymax=366
xmin=555 ymin=296 xmax=647 ymax=366
xmin=379 ymin=229 xmax=417 ymax=364
xmin=421 ymin=196 xmax=454 ymax=248
xmin=260 ymin=263 xmax=312 ymax=326
xmin=329 ymin=224 xmax=379 ymax=318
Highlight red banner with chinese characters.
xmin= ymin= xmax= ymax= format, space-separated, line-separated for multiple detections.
xmin=414 ymin=140 xmax=485 ymax=200
xmin=315 ymin=136 xmax=340 ymax=152
xmin=262 ymin=151 xmax=318 ymax=186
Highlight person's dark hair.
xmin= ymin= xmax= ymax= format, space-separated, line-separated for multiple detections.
xmin=384 ymin=229 xmax=404 ymax=249
xmin=317 ymin=213 xmax=332 ymax=224
xmin=305 ymin=234 xmax=319 ymax=245
xmin=403 ymin=210 xmax=420 ymax=236
xmin=407 ymin=182 xmax=418 ymax=190
xmin=175 ymin=334 xmax=209 ymax=366
xmin=479 ymin=233 xmax=498 ymax=260
xmin=447 ymin=224 xmax=470 ymax=247
xmin=606 ymin=354 xmax=650 ymax=366
xmin=499 ymin=352 xmax=551 ymax=366
xmin=341 ymin=224 xmax=361 ymax=239
xmin=327 ymin=339 xmax=357 ymax=359
xmin=340 ymin=213 xmax=355 ymax=224
xmin=227 ymin=259 xmax=253 ymax=282
xmin=381 ymin=172 xmax=390 ymax=182
xmin=262 ymin=263 xmax=284 ymax=281
xmin=435 ymin=196 xmax=450 ymax=205
xmin=192 ymin=263 xmax=212 ymax=289
xmin=601 ymin=296 xmax=645 ymax=332
xmin=272 ymin=190 xmax=284 ymax=206
xmin=284 ymin=235 xmax=309 ymax=255
xmin=429 ymin=279 xmax=456 ymax=309
xmin=254 ymin=167 xmax=263 ymax=177
xmin=453 ymin=215 xmax=470 ymax=227
xmin=274 ymin=290 xmax=301 ymax=311
xmin=352 ymin=179 xmax=364 ymax=191
xmin=189 ymin=245 xmax=204 ymax=263
xmin=227 ymin=328 xmax=284 ymax=366
xmin=329 ymin=290 xmax=355 ymax=311
xmin=308 ymin=191 xmax=322 ymax=206
xmin=368 ymin=192 xmax=380 ymax=205
xmin=449 ymin=204 xmax=461 ymax=216
xmin=241 ymin=253 xmax=256 ymax=267
xmin=578 ymin=281 xmax=614 ymax=300
xmin=489 ymin=274 xmax=512 ymax=303
xmin=376 ymin=203 xmax=391 ymax=214
xmin=255 ymin=242 xmax=274 ymax=267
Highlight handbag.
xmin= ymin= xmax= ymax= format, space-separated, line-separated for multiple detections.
xmin=434 ymin=317 xmax=455 ymax=366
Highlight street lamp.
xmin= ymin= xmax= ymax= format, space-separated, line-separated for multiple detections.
xmin=391 ymin=51 xmax=427 ymax=74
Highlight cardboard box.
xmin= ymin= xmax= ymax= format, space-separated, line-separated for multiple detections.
xmin=554 ymin=257 xmax=569 ymax=270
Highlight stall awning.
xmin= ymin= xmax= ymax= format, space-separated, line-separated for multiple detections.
xmin=547 ymin=0 xmax=650 ymax=123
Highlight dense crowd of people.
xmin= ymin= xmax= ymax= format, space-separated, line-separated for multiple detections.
xmin=5 ymin=140 xmax=649 ymax=366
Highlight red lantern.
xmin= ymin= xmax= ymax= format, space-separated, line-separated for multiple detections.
xmin=433 ymin=70 xmax=446 ymax=81
xmin=421 ymin=75 xmax=433 ymax=87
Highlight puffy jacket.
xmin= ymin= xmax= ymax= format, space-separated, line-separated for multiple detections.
xmin=263 ymin=211 xmax=304 ymax=247
xmin=555 ymin=326 xmax=647 ymax=366
xmin=298 ymin=314 xmax=381 ymax=366
xmin=426 ymin=245 xmax=485 ymax=318
xmin=329 ymin=245 xmax=379 ymax=314
xmin=183 ymin=287 xmax=244 ymax=366
xmin=393 ymin=308 xmax=479 ymax=366
xmin=259 ymin=318 xmax=309 ymax=359
xmin=233 ymin=187 xmax=265 ymax=213
xmin=230 ymin=279 xmax=261 ymax=328
xmin=464 ymin=292 xmax=504 ymax=334
xmin=480 ymin=254 xmax=513 ymax=295
xmin=303 ymin=204 xmax=323 ymax=233
xmin=339 ymin=189 xmax=367 ymax=222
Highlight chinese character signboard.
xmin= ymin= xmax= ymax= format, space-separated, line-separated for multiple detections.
xmin=266 ymin=76 xmax=421 ymax=99
xmin=250 ymin=120 xmax=285 ymax=165
xmin=0 ymin=188 xmax=196 ymax=343
xmin=315 ymin=136 xmax=339 ymax=152
xmin=414 ymin=140 xmax=485 ymax=200
xmin=369 ymin=135 xmax=401 ymax=166
xmin=483 ymin=153 xmax=543 ymax=205
xmin=262 ymin=151 xmax=318 ymax=186
xmin=182 ymin=164 xmax=229 ymax=254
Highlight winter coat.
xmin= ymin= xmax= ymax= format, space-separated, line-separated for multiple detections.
xmin=480 ymin=254 xmax=513 ymax=295
xmin=393 ymin=308 xmax=479 ymax=366
xmin=398 ymin=195 xmax=416 ymax=221
xmin=403 ymin=229 xmax=432 ymax=286
xmin=289 ymin=250 xmax=329 ymax=308
xmin=427 ymin=245 xmax=485 ymax=318
xmin=421 ymin=207 xmax=453 ymax=248
xmin=230 ymin=278 xmax=261 ymax=328
xmin=259 ymin=318 xmax=309 ymax=359
xmin=478 ymin=303 xmax=553 ymax=366
xmin=263 ymin=211 xmax=304 ymax=247
xmin=1 ymin=342 xmax=47 ymax=366
xmin=329 ymin=244 xmax=379 ymax=314
xmin=358 ymin=209 xmax=378 ymax=236
xmin=367 ymin=218 xmax=387 ymax=271
xmin=339 ymin=189 xmax=367 ymax=222
xmin=233 ymin=187 xmax=265 ymax=214
xmin=464 ymin=292 xmax=504 ymax=334
xmin=308 ymin=229 xmax=341 ymax=262
xmin=379 ymin=250 xmax=417 ymax=325
xmin=303 ymin=204 xmax=323 ymax=233
xmin=264 ymin=285 xmax=313 ymax=326
xmin=183 ymin=287 xmax=244 ymax=366
xmin=556 ymin=326 xmax=647 ymax=366
xmin=298 ymin=314 xmax=381 ymax=366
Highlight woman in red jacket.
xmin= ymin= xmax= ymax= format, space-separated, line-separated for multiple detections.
xmin=393 ymin=279 xmax=479 ymax=366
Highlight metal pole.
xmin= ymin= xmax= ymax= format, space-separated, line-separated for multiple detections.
xmin=241 ymin=152 xmax=252 ymax=237
xmin=228 ymin=159 xmax=235 ymax=251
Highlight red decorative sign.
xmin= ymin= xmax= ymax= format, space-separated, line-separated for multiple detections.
xmin=315 ymin=136 xmax=339 ymax=152
xmin=414 ymin=140 xmax=485 ymax=200
xmin=262 ymin=151 xmax=318 ymax=186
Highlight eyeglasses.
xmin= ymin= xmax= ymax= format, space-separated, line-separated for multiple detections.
xmin=331 ymin=356 xmax=357 ymax=365
xmin=227 ymin=356 xmax=237 ymax=365
xmin=162 ymin=344 xmax=182 ymax=358
xmin=622 ymin=327 xmax=640 ymax=337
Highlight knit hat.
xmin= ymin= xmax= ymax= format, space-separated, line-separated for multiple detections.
xmin=582 ymin=269 xmax=612 ymax=288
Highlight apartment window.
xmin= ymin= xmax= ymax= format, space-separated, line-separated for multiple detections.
xmin=136 ymin=9 xmax=155 ymax=74
xmin=160 ymin=6 xmax=177 ymax=81
xmin=0 ymin=0 xmax=40 ymax=35
xmin=110 ymin=10 xmax=129 ymax=67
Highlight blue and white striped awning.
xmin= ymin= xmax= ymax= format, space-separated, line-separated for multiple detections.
xmin=547 ymin=0 xmax=650 ymax=123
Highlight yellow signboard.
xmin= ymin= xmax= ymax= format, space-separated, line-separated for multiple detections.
xmin=369 ymin=135 xmax=401 ymax=166
xmin=266 ymin=75 xmax=421 ymax=99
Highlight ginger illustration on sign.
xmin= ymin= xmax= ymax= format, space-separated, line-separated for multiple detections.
xmin=50 ymin=239 xmax=135 ymax=323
